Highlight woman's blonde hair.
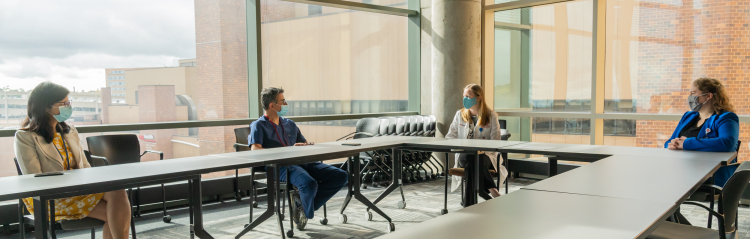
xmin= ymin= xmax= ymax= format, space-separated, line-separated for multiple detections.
xmin=693 ymin=78 xmax=734 ymax=113
xmin=461 ymin=84 xmax=493 ymax=127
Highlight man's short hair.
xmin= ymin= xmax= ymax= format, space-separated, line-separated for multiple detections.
xmin=261 ymin=87 xmax=284 ymax=111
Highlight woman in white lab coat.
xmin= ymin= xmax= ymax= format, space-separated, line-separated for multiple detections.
xmin=445 ymin=84 xmax=507 ymax=205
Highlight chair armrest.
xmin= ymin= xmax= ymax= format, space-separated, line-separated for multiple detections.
xmin=338 ymin=132 xmax=375 ymax=141
xmin=336 ymin=132 xmax=357 ymax=141
xmin=699 ymin=184 xmax=723 ymax=193
xmin=89 ymin=155 xmax=109 ymax=166
xmin=682 ymin=201 xmax=727 ymax=238
xmin=141 ymin=150 xmax=164 ymax=160
xmin=233 ymin=143 xmax=250 ymax=152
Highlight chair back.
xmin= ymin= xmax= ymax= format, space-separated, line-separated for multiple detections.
xmin=354 ymin=118 xmax=380 ymax=139
xmin=721 ymin=161 xmax=750 ymax=232
xmin=395 ymin=117 xmax=407 ymax=135
xmin=234 ymin=127 xmax=252 ymax=152
xmin=86 ymin=134 xmax=141 ymax=165
xmin=422 ymin=116 xmax=432 ymax=134
xmin=379 ymin=117 xmax=397 ymax=135
xmin=378 ymin=118 xmax=390 ymax=136
xmin=408 ymin=116 xmax=422 ymax=134
xmin=499 ymin=119 xmax=507 ymax=130
xmin=13 ymin=158 xmax=22 ymax=176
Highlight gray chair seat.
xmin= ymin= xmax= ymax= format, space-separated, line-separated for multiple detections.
xmin=647 ymin=222 xmax=722 ymax=239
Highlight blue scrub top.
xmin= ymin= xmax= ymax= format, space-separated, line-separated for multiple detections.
xmin=249 ymin=115 xmax=307 ymax=149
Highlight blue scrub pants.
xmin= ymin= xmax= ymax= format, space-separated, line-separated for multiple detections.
xmin=278 ymin=162 xmax=348 ymax=219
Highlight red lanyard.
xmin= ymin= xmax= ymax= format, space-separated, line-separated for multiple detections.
xmin=264 ymin=115 xmax=289 ymax=146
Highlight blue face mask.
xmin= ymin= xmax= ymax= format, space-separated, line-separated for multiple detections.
xmin=52 ymin=105 xmax=73 ymax=122
xmin=463 ymin=97 xmax=477 ymax=109
xmin=277 ymin=105 xmax=289 ymax=117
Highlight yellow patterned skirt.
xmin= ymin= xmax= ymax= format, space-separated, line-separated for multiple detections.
xmin=22 ymin=193 xmax=105 ymax=220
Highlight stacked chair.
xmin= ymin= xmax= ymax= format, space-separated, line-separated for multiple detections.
xmin=339 ymin=116 xmax=445 ymax=193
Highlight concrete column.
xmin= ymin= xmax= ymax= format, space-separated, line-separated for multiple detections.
xmin=431 ymin=0 xmax=482 ymax=138
xmin=430 ymin=0 xmax=481 ymax=170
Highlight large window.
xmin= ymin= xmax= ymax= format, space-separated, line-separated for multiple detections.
xmin=493 ymin=0 xmax=593 ymax=112
xmin=490 ymin=0 xmax=749 ymax=163
xmin=0 ymin=0 xmax=412 ymax=179
xmin=260 ymin=0 xmax=409 ymax=116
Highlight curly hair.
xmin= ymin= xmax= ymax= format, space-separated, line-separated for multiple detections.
xmin=693 ymin=77 xmax=735 ymax=113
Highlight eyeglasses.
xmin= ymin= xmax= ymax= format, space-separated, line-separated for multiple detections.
xmin=277 ymin=99 xmax=287 ymax=105
xmin=54 ymin=100 xmax=72 ymax=107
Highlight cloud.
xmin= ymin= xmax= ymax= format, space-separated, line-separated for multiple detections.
xmin=0 ymin=0 xmax=196 ymax=90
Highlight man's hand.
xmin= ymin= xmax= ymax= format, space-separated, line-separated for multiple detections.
xmin=294 ymin=142 xmax=314 ymax=146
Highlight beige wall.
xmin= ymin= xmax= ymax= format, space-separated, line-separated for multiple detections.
xmin=108 ymin=105 xmax=140 ymax=124
xmin=262 ymin=11 xmax=408 ymax=102
xmin=123 ymin=67 xmax=197 ymax=104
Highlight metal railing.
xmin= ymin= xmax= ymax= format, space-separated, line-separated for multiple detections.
xmin=0 ymin=112 xmax=419 ymax=137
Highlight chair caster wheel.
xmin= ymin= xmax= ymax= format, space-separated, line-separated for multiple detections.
xmin=339 ymin=214 xmax=348 ymax=224
xmin=235 ymin=192 xmax=242 ymax=202
xmin=361 ymin=184 xmax=367 ymax=189
xmin=440 ymin=209 xmax=448 ymax=215
xmin=365 ymin=211 xmax=373 ymax=221
xmin=280 ymin=214 xmax=285 ymax=221
xmin=162 ymin=215 xmax=171 ymax=223
xmin=397 ymin=201 xmax=406 ymax=209
xmin=387 ymin=222 xmax=395 ymax=232
xmin=252 ymin=201 xmax=259 ymax=208
xmin=286 ymin=230 xmax=294 ymax=238
xmin=320 ymin=218 xmax=328 ymax=225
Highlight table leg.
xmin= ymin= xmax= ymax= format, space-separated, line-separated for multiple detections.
xmin=341 ymin=154 xmax=394 ymax=231
xmin=368 ymin=148 xmax=404 ymax=208
xmin=548 ymin=157 xmax=558 ymax=177
xmin=443 ymin=152 xmax=449 ymax=214
xmin=236 ymin=166 xmax=278 ymax=239
xmin=32 ymin=197 xmax=48 ymax=239
xmin=339 ymin=157 xmax=354 ymax=215
xmin=472 ymin=151 xmax=481 ymax=205
xmin=190 ymin=177 xmax=214 ymax=239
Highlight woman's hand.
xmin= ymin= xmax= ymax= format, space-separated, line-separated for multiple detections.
xmin=294 ymin=142 xmax=314 ymax=146
xmin=668 ymin=137 xmax=687 ymax=150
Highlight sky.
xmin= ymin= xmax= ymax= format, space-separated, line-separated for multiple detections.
xmin=0 ymin=0 xmax=196 ymax=92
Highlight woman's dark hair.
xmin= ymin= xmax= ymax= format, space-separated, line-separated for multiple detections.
xmin=21 ymin=82 xmax=71 ymax=143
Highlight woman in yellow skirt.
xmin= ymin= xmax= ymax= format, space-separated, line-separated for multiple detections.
xmin=14 ymin=82 xmax=132 ymax=239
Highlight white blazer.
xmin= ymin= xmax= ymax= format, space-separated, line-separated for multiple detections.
xmin=445 ymin=110 xmax=508 ymax=192
xmin=14 ymin=125 xmax=90 ymax=175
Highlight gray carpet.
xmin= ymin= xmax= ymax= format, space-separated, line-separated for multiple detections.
xmin=5 ymin=177 xmax=750 ymax=239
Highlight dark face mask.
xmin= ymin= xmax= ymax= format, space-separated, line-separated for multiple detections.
xmin=687 ymin=93 xmax=707 ymax=112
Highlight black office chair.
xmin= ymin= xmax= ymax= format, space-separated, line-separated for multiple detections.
xmin=647 ymin=161 xmax=750 ymax=239
xmin=13 ymin=157 xmax=110 ymax=239
xmin=233 ymin=127 xmax=329 ymax=235
xmin=86 ymin=135 xmax=171 ymax=223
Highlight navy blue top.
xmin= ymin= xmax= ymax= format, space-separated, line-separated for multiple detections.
xmin=665 ymin=111 xmax=740 ymax=187
xmin=249 ymin=115 xmax=307 ymax=149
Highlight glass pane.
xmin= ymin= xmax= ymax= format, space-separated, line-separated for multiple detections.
xmin=261 ymin=0 xmax=408 ymax=116
xmin=493 ymin=0 xmax=593 ymax=112
xmin=0 ymin=1 xmax=253 ymax=129
xmin=604 ymin=0 xmax=750 ymax=116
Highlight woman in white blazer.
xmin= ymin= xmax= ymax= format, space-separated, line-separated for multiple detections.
xmin=445 ymin=84 xmax=508 ymax=205
xmin=14 ymin=82 xmax=131 ymax=239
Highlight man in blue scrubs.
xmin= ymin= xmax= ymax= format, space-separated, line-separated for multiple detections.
xmin=249 ymin=87 xmax=348 ymax=228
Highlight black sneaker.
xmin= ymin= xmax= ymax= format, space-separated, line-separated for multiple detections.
xmin=291 ymin=188 xmax=307 ymax=230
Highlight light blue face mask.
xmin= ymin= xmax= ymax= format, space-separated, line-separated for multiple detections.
xmin=277 ymin=105 xmax=289 ymax=117
xmin=463 ymin=97 xmax=477 ymax=109
xmin=52 ymin=105 xmax=73 ymax=122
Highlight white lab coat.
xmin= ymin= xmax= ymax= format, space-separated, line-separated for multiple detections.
xmin=445 ymin=110 xmax=508 ymax=192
